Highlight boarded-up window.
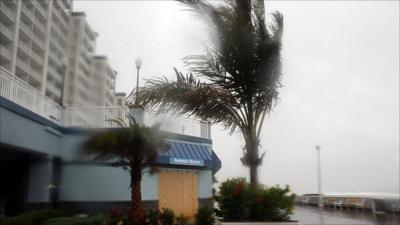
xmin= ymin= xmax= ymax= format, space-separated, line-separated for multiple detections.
xmin=158 ymin=170 xmax=199 ymax=217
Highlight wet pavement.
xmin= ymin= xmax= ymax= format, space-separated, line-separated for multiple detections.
xmin=293 ymin=205 xmax=400 ymax=225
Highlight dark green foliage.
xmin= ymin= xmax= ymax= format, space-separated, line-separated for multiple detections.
xmin=194 ymin=207 xmax=215 ymax=225
xmin=44 ymin=215 xmax=104 ymax=225
xmin=81 ymin=115 xmax=169 ymax=223
xmin=215 ymin=178 xmax=295 ymax=221
xmin=159 ymin=208 xmax=175 ymax=225
xmin=0 ymin=210 xmax=69 ymax=225
xmin=145 ymin=208 xmax=160 ymax=225
xmin=81 ymin=116 xmax=169 ymax=171
xmin=215 ymin=178 xmax=248 ymax=221
xmin=174 ymin=214 xmax=191 ymax=225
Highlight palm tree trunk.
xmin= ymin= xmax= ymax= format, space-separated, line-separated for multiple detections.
xmin=248 ymin=143 xmax=259 ymax=187
xmin=249 ymin=162 xmax=258 ymax=186
xmin=245 ymin=128 xmax=260 ymax=187
xmin=130 ymin=165 xmax=144 ymax=224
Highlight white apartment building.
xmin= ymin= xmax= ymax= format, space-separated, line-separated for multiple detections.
xmin=1 ymin=1 xmax=124 ymax=108
xmin=63 ymin=11 xmax=97 ymax=106
xmin=90 ymin=55 xmax=116 ymax=107
xmin=0 ymin=0 xmax=72 ymax=104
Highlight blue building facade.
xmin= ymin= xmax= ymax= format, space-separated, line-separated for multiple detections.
xmin=0 ymin=95 xmax=221 ymax=216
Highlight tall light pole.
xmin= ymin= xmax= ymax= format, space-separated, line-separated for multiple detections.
xmin=135 ymin=57 xmax=143 ymax=105
xmin=315 ymin=145 xmax=323 ymax=207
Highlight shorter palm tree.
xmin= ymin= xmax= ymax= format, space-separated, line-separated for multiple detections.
xmin=81 ymin=116 xmax=169 ymax=224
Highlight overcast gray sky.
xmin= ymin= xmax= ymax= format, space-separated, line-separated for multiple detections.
xmin=74 ymin=0 xmax=399 ymax=194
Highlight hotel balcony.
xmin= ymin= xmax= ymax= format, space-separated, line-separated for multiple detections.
xmin=19 ymin=21 xmax=45 ymax=48
xmin=19 ymin=20 xmax=32 ymax=38
xmin=0 ymin=66 xmax=211 ymax=139
xmin=0 ymin=1 xmax=16 ymax=23
xmin=4 ymin=0 xmax=17 ymax=8
xmin=0 ymin=22 xmax=14 ymax=42
xmin=18 ymin=40 xmax=31 ymax=55
xmin=0 ymin=45 xmax=12 ymax=61
xmin=31 ymin=0 xmax=47 ymax=21
xmin=29 ymin=65 xmax=43 ymax=83
xmin=31 ymin=49 xmax=45 ymax=66
xmin=21 ymin=3 xmax=36 ymax=24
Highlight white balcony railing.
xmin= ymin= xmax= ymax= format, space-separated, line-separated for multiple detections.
xmin=0 ymin=66 xmax=63 ymax=122
xmin=0 ymin=67 xmax=211 ymax=138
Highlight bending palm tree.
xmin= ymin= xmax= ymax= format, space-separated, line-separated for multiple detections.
xmin=81 ymin=117 xmax=169 ymax=224
xmin=136 ymin=0 xmax=283 ymax=186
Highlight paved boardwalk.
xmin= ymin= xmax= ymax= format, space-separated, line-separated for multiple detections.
xmin=293 ymin=205 xmax=400 ymax=225
xmin=221 ymin=206 xmax=399 ymax=225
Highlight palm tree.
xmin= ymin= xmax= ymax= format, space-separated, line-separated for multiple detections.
xmin=80 ymin=116 xmax=169 ymax=224
xmin=136 ymin=0 xmax=283 ymax=186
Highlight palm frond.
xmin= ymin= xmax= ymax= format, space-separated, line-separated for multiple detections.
xmin=81 ymin=118 xmax=169 ymax=166
xmin=137 ymin=69 xmax=246 ymax=133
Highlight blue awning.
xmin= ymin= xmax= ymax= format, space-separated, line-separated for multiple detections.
xmin=157 ymin=140 xmax=221 ymax=172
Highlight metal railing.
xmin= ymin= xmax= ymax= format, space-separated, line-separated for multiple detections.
xmin=0 ymin=67 xmax=211 ymax=138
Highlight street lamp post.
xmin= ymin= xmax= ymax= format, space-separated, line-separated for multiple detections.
xmin=135 ymin=57 xmax=143 ymax=104
xmin=315 ymin=145 xmax=323 ymax=207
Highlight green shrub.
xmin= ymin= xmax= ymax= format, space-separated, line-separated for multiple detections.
xmin=195 ymin=207 xmax=214 ymax=225
xmin=215 ymin=178 xmax=249 ymax=221
xmin=160 ymin=208 xmax=175 ymax=225
xmin=174 ymin=214 xmax=190 ymax=225
xmin=145 ymin=208 xmax=160 ymax=225
xmin=0 ymin=210 xmax=69 ymax=225
xmin=215 ymin=178 xmax=295 ymax=222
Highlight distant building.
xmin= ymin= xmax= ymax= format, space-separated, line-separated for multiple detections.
xmin=89 ymin=56 xmax=117 ymax=106
xmin=114 ymin=92 xmax=127 ymax=107
xmin=63 ymin=11 xmax=98 ymax=106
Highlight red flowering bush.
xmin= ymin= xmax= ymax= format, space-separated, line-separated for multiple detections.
xmin=215 ymin=178 xmax=295 ymax=222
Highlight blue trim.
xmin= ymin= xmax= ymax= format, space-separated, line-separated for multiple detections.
xmin=212 ymin=151 xmax=222 ymax=172
xmin=0 ymin=96 xmax=61 ymax=130
xmin=156 ymin=140 xmax=220 ymax=171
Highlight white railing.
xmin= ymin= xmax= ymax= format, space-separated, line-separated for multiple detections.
xmin=0 ymin=67 xmax=211 ymax=138
xmin=62 ymin=106 xmax=210 ymax=138
xmin=63 ymin=106 xmax=129 ymax=128
xmin=0 ymin=66 xmax=63 ymax=123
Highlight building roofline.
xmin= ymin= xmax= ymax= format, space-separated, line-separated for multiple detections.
xmin=92 ymin=55 xmax=108 ymax=60
xmin=71 ymin=11 xmax=86 ymax=17
xmin=115 ymin=92 xmax=126 ymax=96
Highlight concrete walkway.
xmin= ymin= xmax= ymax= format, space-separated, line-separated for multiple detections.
xmin=221 ymin=206 xmax=400 ymax=225
xmin=292 ymin=205 xmax=400 ymax=225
